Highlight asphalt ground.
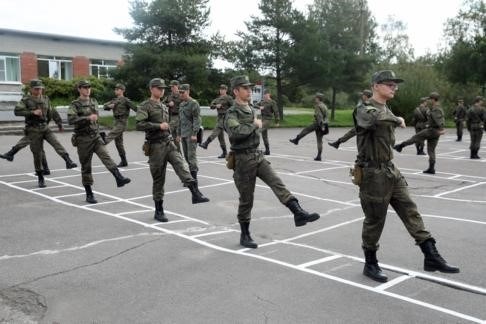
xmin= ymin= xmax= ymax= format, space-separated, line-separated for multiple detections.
xmin=0 ymin=127 xmax=485 ymax=323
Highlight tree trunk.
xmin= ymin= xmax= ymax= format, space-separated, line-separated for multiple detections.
xmin=331 ymin=86 xmax=337 ymax=121
xmin=276 ymin=28 xmax=284 ymax=121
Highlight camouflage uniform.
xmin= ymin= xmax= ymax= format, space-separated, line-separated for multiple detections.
xmin=466 ymin=98 xmax=486 ymax=159
xmin=258 ymin=97 xmax=279 ymax=154
xmin=410 ymin=101 xmax=428 ymax=154
xmin=164 ymin=91 xmax=182 ymax=151
xmin=452 ymin=102 xmax=467 ymax=141
xmin=202 ymin=93 xmax=233 ymax=156
xmin=179 ymin=96 xmax=202 ymax=172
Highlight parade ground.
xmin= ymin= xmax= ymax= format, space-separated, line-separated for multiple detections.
xmin=0 ymin=127 xmax=485 ymax=323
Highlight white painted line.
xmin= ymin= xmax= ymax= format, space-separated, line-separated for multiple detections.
xmin=156 ymin=219 xmax=192 ymax=224
xmin=118 ymin=209 xmax=153 ymax=216
xmin=447 ymin=175 xmax=462 ymax=180
xmin=375 ymin=275 xmax=412 ymax=291
xmin=418 ymin=195 xmax=486 ymax=204
xmin=82 ymin=200 xmax=121 ymax=207
xmin=296 ymin=166 xmax=349 ymax=175
xmin=297 ymin=255 xmax=342 ymax=269
xmin=191 ymin=229 xmax=236 ymax=238
xmin=437 ymin=149 xmax=467 ymax=156
xmin=32 ymin=184 xmax=67 ymax=191
xmin=434 ymin=182 xmax=486 ymax=197
xmin=53 ymin=192 xmax=85 ymax=199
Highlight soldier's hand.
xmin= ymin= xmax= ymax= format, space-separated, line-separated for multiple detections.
xmin=168 ymin=101 xmax=174 ymax=107
xmin=438 ymin=129 xmax=446 ymax=135
xmin=191 ymin=135 xmax=197 ymax=142
xmin=397 ymin=117 xmax=406 ymax=128
xmin=89 ymin=114 xmax=98 ymax=121
xmin=216 ymin=104 xmax=222 ymax=109
xmin=254 ymin=119 xmax=262 ymax=129
xmin=33 ymin=109 xmax=43 ymax=116
xmin=160 ymin=122 xmax=169 ymax=130
xmin=175 ymin=136 xmax=181 ymax=143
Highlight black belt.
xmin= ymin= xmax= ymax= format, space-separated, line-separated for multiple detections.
xmin=233 ymin=148 xmax=261 ymax=154
xmin=26 ymin=123 xmax=47 ymax=128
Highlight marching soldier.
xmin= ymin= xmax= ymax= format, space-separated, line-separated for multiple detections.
xmin=452 ymin=98 xmax=467 ymax=142
xmin=354 ymin=70 xmax=458 ymax=283
xmin=12 ymin=79 xmax=77 ymax=188
xmin=410 ymin=97 xmax=429 ymax=155
xmin=136 ymin=78 xmax=209 ymax=222
xmin=199 ymin=84 xmax=233 ymax=158
xmin=394 ymin=92 xmax=446 ymax=174
xmin=164 ymin=80 xmax=182 ymax=152
xmin=68 ymin=80 xmax=131 ymax=204
xmin=102 ymin=83 xmax=137 ymax=167
xmin=466 ymin=96 xmax=485 ymax=159
xmin=224 ymin=75 xmax=320 ymax=249
xmin=289 ymin=92 xmax=329 ymax=161
xmin=258 ymin=89 xmax=279 ymax=155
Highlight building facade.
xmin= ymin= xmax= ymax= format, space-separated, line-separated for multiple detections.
xmin=0 ymin=28 xmax=125 ymax=104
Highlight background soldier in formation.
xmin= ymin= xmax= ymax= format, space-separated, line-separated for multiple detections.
xmin=354 ymin=70 xmax=459 ymax=283
xmin=394 ymin=92 xmax=446 ymax=174
xmin=102 ymin=83 xmax=137 ymax=167
xmin=199 ymin=84 xmax=233 ymax=158
xmin=409 ymin=97 xmax=429 ymax=155
xmin=258 ymin=89 xmax=279 ymax=155
xmin=452 ymin=98 xmax=467 ymax=142
xmin=136 ymin=78 xmax=209 ymax=222
xmin=328 ymin=90 xmax=372 ymax=149
xmin=68 ymin=80 xmax=131 ymax=204
xmin=466 ymin=96 xmax=485 ymax=159
xmin=164 ymin=80 xmax=182 ymax=152
xmin=224 ymin=75 xmax=320 ymax=249
xmin=178 ymin=84 xmax=202 ymax=183
xmin=289 ymin=92 xmax=329 ymax=161
xmin=11 ymin=79 xmax=77 ymax=188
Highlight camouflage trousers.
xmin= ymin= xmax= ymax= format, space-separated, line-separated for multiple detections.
xmin=169 ymin=115 xmax=181 ymax=152
xmin=261 ymin=119 xmax=273 ymax=148
xmin=181 ymin=137 xmax=198 ymax=172
xmin=469 ymin=128 xmax=483 ymax=151
xmin=455 ymin=120 xmax=465 ymax=139
xmin=208 ymin=115 xmax=226 ymax=149
xmin=13 ymin=134 xmax=49 ymax=169
xmin=359 ymin=162 xmax=432 ymax=250
xmin=296 ymin=122 xmax=324 ymax=152
xmin=233 ymin=150 xmax=294 ymax=222
xmin=338 ymin=127 xmax=356 ymax=144
xmin=75 ymin=134 xmax=117 ymax=186
xmin=26 ymin=126 xmax=68 ymax=172
xmin=148 ymin=140 xmax=193 ymax=201
xmin=105 ymin=117 xmax=128 ymax=156
xmin=400 ymin=128 xmax=440 ymax=163
xmin=414 ymin=126 xmax=426 ymax=152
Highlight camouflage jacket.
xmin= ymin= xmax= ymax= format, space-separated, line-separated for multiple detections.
xmin=353 ymin=99 xmax=403 ymax=164
xmin=179 ymin=98 xmax=201 ymax=138
xmin=411 ymin=106 xmax=428 ymax=128
xmin=426 ymin=105 xmax=445 ymax=130
xmin=103 ymin=96 xmax=137 ymax=119
xmin=210 ymin=94 xmax=234 ymax=116
xmin=224 ymin=101 xmax=260 ymax=151
xmin=15 ymin=95 xmax=62 ymax=127
xmin=163 ymin=92 xmax=182 ymax=117
xmin=135 ymin=99 xmax=171 ymax=142
xmin=258 ymin=98 xmax=279 ymax=122
xmin=453 ymin=104 xmax=467 ymax=121
xmin=67 ymin=97 xmax=99 ymax=135
xmin=314 ymin=102 xmax=328 ymax=126
xmin=466 ymin=105 xmax=486 ymax=130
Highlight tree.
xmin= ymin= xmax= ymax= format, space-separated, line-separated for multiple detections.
xmin=378 ymin=16 xmax=415 ymax=64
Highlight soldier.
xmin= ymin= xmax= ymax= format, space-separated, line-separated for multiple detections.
xmin=163 ymin=80 xmax=182 ymax=152
xmin=452 ymin=98 xmax=467 ymax=141
xmin=354 ymin=70 xmax=458 ymax=283
xmin=11 ymin=79 xmax=77 ymax=188
xmin=224 ymin=75 xmax=320 ymax=249
xmin=394 ymin=92 xmax=446 ymax=174
xmin=199 ymin=84 xmax=233 ymax=158
xmin=177 ymin=84 xmax=203 ymax=182
xmin=328 ymin=90 xmax=372 ymax=149
xmin=466 ymin=96 xmax=485 ymax=159
xmin=68 ymin=80 xmax=131 ymax=204
xmin=409 ymin=97 xmax=429 ymax=155
xmin=257 ymin=89 xmax=280 ymax=155
xmin=289 ymin=92 xmax=328 ymax=161
xmin=136 ymin=78 xmax=209 ymax=222
xmin=102 ymin=83 xmax=137 ymax=167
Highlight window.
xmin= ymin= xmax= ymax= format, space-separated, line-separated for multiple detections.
xmin=0 ymin=54 xmax=20 ymax=82
xmin=37 ymin=56 xmax=73 ymax=80
xmin=90 ymin=59 xmax=117 ymax=79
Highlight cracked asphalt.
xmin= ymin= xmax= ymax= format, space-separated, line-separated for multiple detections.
xmin=0 ymin=127 xmax=485 ymax=323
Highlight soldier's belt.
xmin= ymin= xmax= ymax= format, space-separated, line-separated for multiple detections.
xmin=26 ymin=122 xmax=47 ymax=128
xmin=233 ymin=148 xmax=261 ymax=155
xmin=361 ymin=160 xmax=393 ymax=168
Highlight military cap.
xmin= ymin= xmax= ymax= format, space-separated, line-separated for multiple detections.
xmin=263 ymin=89 xmax=271 ymax=95
xmin=315 ymin=92 xmax=325 ymax=100
xmin=474 ymin=96 xmax=484 ymax=103
xmin=170 ymin=80 xmax=180 ymax=86
xmin=77 ymin=80 xmax=91 ymax=88
xmin=362 ymin=89 xmax=372 ymax=98
xmin=149 ymin=78 xmax=168 ymax=88
xmin=371 ymin=70 xmax=404 ymax=84
xmin=428 ymin=92 xmax=440 ymax=100
xmin=30 ymin=79 xmax=44 ymax=89
xmin=179 ymin=84 xmax=190 ymax=91
xmin=219 ymin=84 xmax=228 ymax=89
xmin=457 ymin=98 xmax=464 ymax=102
xmin=231 ymin=75 xmax=254 ymax=89
xmin=420 ymin=96 xmax=429 ymax=103
xmin=115 ymin=83 xmax=126 ymax=91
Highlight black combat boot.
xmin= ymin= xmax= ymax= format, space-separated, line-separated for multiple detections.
xmin=239 ymin=221 xmax=258 ymax=248
xmin=363 ymin=249 xmax=388 ymax=282
xmin=289 ymin=136 xmax=299 ymax=145
xmin=417 ymin=146 xmax=426 ymax=155
xmin=264 ymin=144 xmax=270 ymax=155
xmin=117 ymin=154 xmax=128 ymax=167
xmin=36 ymin=171 xmax=46 ymax=188
xmin=110 ymin=168 xmax=131 ymax=187
xmin=470 ymin=149 xmax=476 ymax=159
xmin=472 ymin=149 xmax=480 ymax=159
xmin=314 ymin=150 xmax=322 ymax=161
xmin=199 ymin=138 xmax=211 ymax=149
xmin=328 ymin=140 xmax=340 ymax=149
xmin=62 ymin=153 xmax=77 ymax=169
xmin=419 ymin=238 xmax=460 ymax=273
xmin=99 ymin=132 xmax=107 ymax=144
xmin=0 ymin=146 xmax=20 ymax=161
xmin=456 ymin=135 xmax=462 ymax=142
xmin=188 ymin=181 xmax=210 ymax=204
xmin=217 ymin=147 xmax=227 ymax=159
xmin=42 ymin=155 xmax=50 ymax=175
xmin=393 ymin=143 xmax=403 ymax=153
xmin=423 ymin=161 xmax=435 ymax=174
xmin=286 ymin=199 xmax=320 ymax=227
xmin=84 ymin=185 xmax=97 ymax=204
xmin=154 ymin=200 xmax=168 ymax=222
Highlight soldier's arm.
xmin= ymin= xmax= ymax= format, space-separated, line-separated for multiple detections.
xmin=432 ymin=109 xmax=445 ymax=129
xmin=103 ymin=99 xmax=115 ymax=110
xmin=210 ymin=98 xmax=218 ymax=109
xmin=14 ymin=100 xmax=31 ymax=117
xmin=136 ymin=105 xmax=158 ymax=131
xmin=224 ymin=109 xmax=257 ymax=142
xmin=127 ymin=99 xmax=137 ymax=112
xmin=67 ymin=103 xmax=90 ymax=126
xmin=192 ymin=101 xmax=201 ymax=136
xmin=355 ymin=105 xmax=380 ymax=129
xmin=273 ymin=101 xmax=280 ymax=122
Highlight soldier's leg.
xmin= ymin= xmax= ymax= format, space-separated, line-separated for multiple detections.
xmin=181 ymin=137 xmax=189 ymax=164
xmin=290 ymin=122 xmax=317 ymax=144
xmin=424 ymin=137 xmax=439 ymax=173
xmin=169 ymin=118 xmax=181 ymax=152
xmin=77 ymin=138 xmax=95 ymax=186
xmin=315 ymin=129 xmax=324 ymax=160
xmin=28 ymin=129 xmax=44 ymax=173
xmin=0 ymin=135 xmax=31 ymax=161
xmin=395 ymin=130 xmax=428 ymax=152
xmin=339 ymin=128 xmax=356 ymax=143
xmin=186 ymin=138 xmax=198 ymax=172
xmin=93 ymin=139 xmax=130 ymax=187
xmin=43 ymin=129 xmax=77 ymax=169
xmin=257 ymin=156 xmax=294 ymax=205
xmin=234 ymin=154 xmax=258 ymax=223
xmin=261 ymin=120 xmax=270 ymax=149
xmin=105 ymin=119 xmax=126 ymax=145
xmin=148 ymin=143 xmax=167 ymax=201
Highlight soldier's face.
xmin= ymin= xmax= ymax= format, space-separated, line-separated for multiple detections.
xmin=31 ymin=87 xmax=43 ymax=97
xmin=151 ymin=87 xmax=164 ymax=99
xmin=79 ymin=86 xmax=91 ymax=97
xmin=374 ymin=81 xmax=397 ymax=99
xmin=179 ymin=90 xmax=189 ymax=100
xmin=171 ymin=85 xmax=179 ymax=93
xmin=234 ymin=86 xmax=252 ymax=102
xmin=115 ymin=88 xmax=123 ymax=96
xmin=219 ymin=89 xmax=226 ymax=96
